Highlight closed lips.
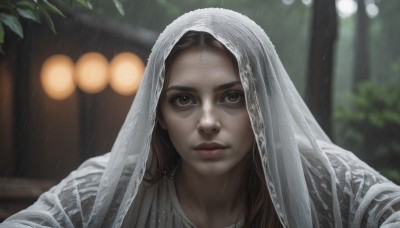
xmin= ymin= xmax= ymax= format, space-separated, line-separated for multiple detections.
xmin=194 ymin=143 xmax=227 ymax=150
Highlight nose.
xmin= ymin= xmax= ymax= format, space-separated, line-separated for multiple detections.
xmin=197 ymin=102 xmax=220 ymax=135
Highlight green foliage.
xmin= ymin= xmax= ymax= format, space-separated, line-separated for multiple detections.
xmin=0 ymin=0 xmax=124 ymax=54
xmin=335 ymin=80 xmax=400 ymax=184
xmin=391 ymin=58 xmax=400 ymax=77
xmin=112 ymin=0 xmax=124 ymax=16
xmin=0 ymin=13 xmax=23 ymax=38
xmin=16 ymin=1 xmax=41 ymax=23
xmin=381 ymin=169 xmax=400 ymax=185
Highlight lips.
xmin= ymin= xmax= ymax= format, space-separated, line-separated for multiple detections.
xmin=193 ymin=142 xmax=228 ymax=159
xmin=193 ymin=142 xmax=228 ymax=150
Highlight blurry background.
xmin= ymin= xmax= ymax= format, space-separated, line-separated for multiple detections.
xmin=0 ymin=0 xmax=399 ymax=220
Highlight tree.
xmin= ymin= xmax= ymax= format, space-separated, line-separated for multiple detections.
xmin=0 ymin=0 xmax=123 ymax=54
xmin=353 ymin=0 xmax=370 ymax=90
xmin=305 ymin=0 xmax=337 ymax=137
xmin=374 ymin=0 xmax=400 ymax=82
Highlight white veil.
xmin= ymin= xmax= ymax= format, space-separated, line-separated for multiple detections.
xmin=2 ymin=8 xmax=400 ymax=228
xmin=89 ymin=8 xmax=338 ymax=227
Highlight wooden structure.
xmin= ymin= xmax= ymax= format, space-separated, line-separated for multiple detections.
xmin=0 ymin=10 xmax=158 ymax=221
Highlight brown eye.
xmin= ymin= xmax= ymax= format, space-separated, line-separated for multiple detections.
xmin=227 ymin=93 xmax=239 ymax=102
xmin=171 ymin=94 xmax=195 ymax=107
xmin=223 ymin=91 xmax=243 ymax=103
xmin=178 ymin=95 xmax=191 ymax=105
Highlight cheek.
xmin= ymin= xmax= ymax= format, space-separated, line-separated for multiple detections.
xmin=161 ymin=111 xmax=194 ymax=149
xmin=229 ymin=111 xmax=251 ymax=129
xmin=228 ymin=112 xmax=254 ymax=145
xmin=167 ymin=119 xmax=190 ymax=138
xmin=162 ymin=109 xmax=191 ymax=132
xmin=159 ymin=103 xmax=175 ymax=130
xmin=160 ymin=101 xmax=196 ymax=134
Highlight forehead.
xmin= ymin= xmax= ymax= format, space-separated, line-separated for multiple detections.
xmin=166 ymin=47 xmax=239 ymax=87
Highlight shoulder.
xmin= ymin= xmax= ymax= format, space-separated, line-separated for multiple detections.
xmin=299 ymin=137 xmax=400 ymax=227
xmin=1 ymin=153 xmax=144 ymax=227
xmin=317 ymin=140 xmax=389 ymax=185
xmin=55 ymin=153 xmax=110 ymax=198
xmin=1 ymin=154 xmax=111 ymax=227
xmin=298 ymin=137 xmax=389 ymax=185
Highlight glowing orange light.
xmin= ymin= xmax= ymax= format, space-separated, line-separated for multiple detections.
xmin=109 ymin=52 xmax=145 ymax=96
xmin=75 ymin=52 xmax=109 ymax=94
xmin=40 ymin=55 xmax=75 ymax=100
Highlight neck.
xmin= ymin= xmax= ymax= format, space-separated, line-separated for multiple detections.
xmin=174 ymin=160 xmax=247 ymax=227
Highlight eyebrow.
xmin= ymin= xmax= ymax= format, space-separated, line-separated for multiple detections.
xmin=166 ymin=81 xmax=242 ymax=93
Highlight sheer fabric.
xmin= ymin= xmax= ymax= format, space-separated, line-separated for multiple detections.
xmin=2 ymin=8 xmax=400 ymax=228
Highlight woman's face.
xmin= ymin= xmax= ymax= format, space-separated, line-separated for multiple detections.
xmin=159 ymin=46 xmax=254 ymax=176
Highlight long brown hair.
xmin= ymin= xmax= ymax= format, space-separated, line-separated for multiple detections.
xmin=145 ymin=31 xmax=282 ymax=228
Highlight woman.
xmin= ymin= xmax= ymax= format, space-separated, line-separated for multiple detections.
xmin=2 ymin=8 xmax=400 ymax=228
xmin=134 ymin=31 xmax=280 ymax=227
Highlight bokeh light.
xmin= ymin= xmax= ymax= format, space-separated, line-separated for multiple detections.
xmin=301 ymin=0 xmax=312 ymax=6
xmin=336 ymin=0 xmax=358 ymax=18
xmin=366 ymin=3 xmax=379 ymax=18
xmin=109 ymin=52 xmax=145 ymax=96
xmin=282 ymin=0 xmax=294 ymax=5
xmin=40 ymin=55 xmax=75 ymax=100
xmin=75 ymin=52 xmax=109 ymax=94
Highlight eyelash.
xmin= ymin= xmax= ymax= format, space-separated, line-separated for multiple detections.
xmin=220 ymin=91 xmax=245 ymax=105
xmin=169 ymin=90 xmax=245 ymax=109
xmin=170 ymin=94 xmax=196 ymax=108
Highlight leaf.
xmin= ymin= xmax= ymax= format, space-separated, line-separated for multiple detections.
xmin=0 ymin=13 xmax=23 ymax=38
xmin=73 ymin=0 xmax=88 ymax=7
xmin=86 ymin=1 xmax=93 ymax=10
xmin=73 ymin=0 xmax=93 ymax=9
xmin=17 ymin=7 xmax=40 ymax=23
xmin=0 ymin=23 xmax=4 ymax=43
xmin=16 ymin=1 xmax=36 ymax=10
xmin=16 ymin=1 xmax=40 ymax=23
xmin=39 ymin=0 xmax=65 ymax=17
xmin=112 ymin=0 xmax=125 ymax=16
xmin=38 ymin=7 xmax=56 ymax=33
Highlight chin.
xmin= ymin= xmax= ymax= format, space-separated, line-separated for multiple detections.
xmin=193 ymin=162 xmax=241 ymax=177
